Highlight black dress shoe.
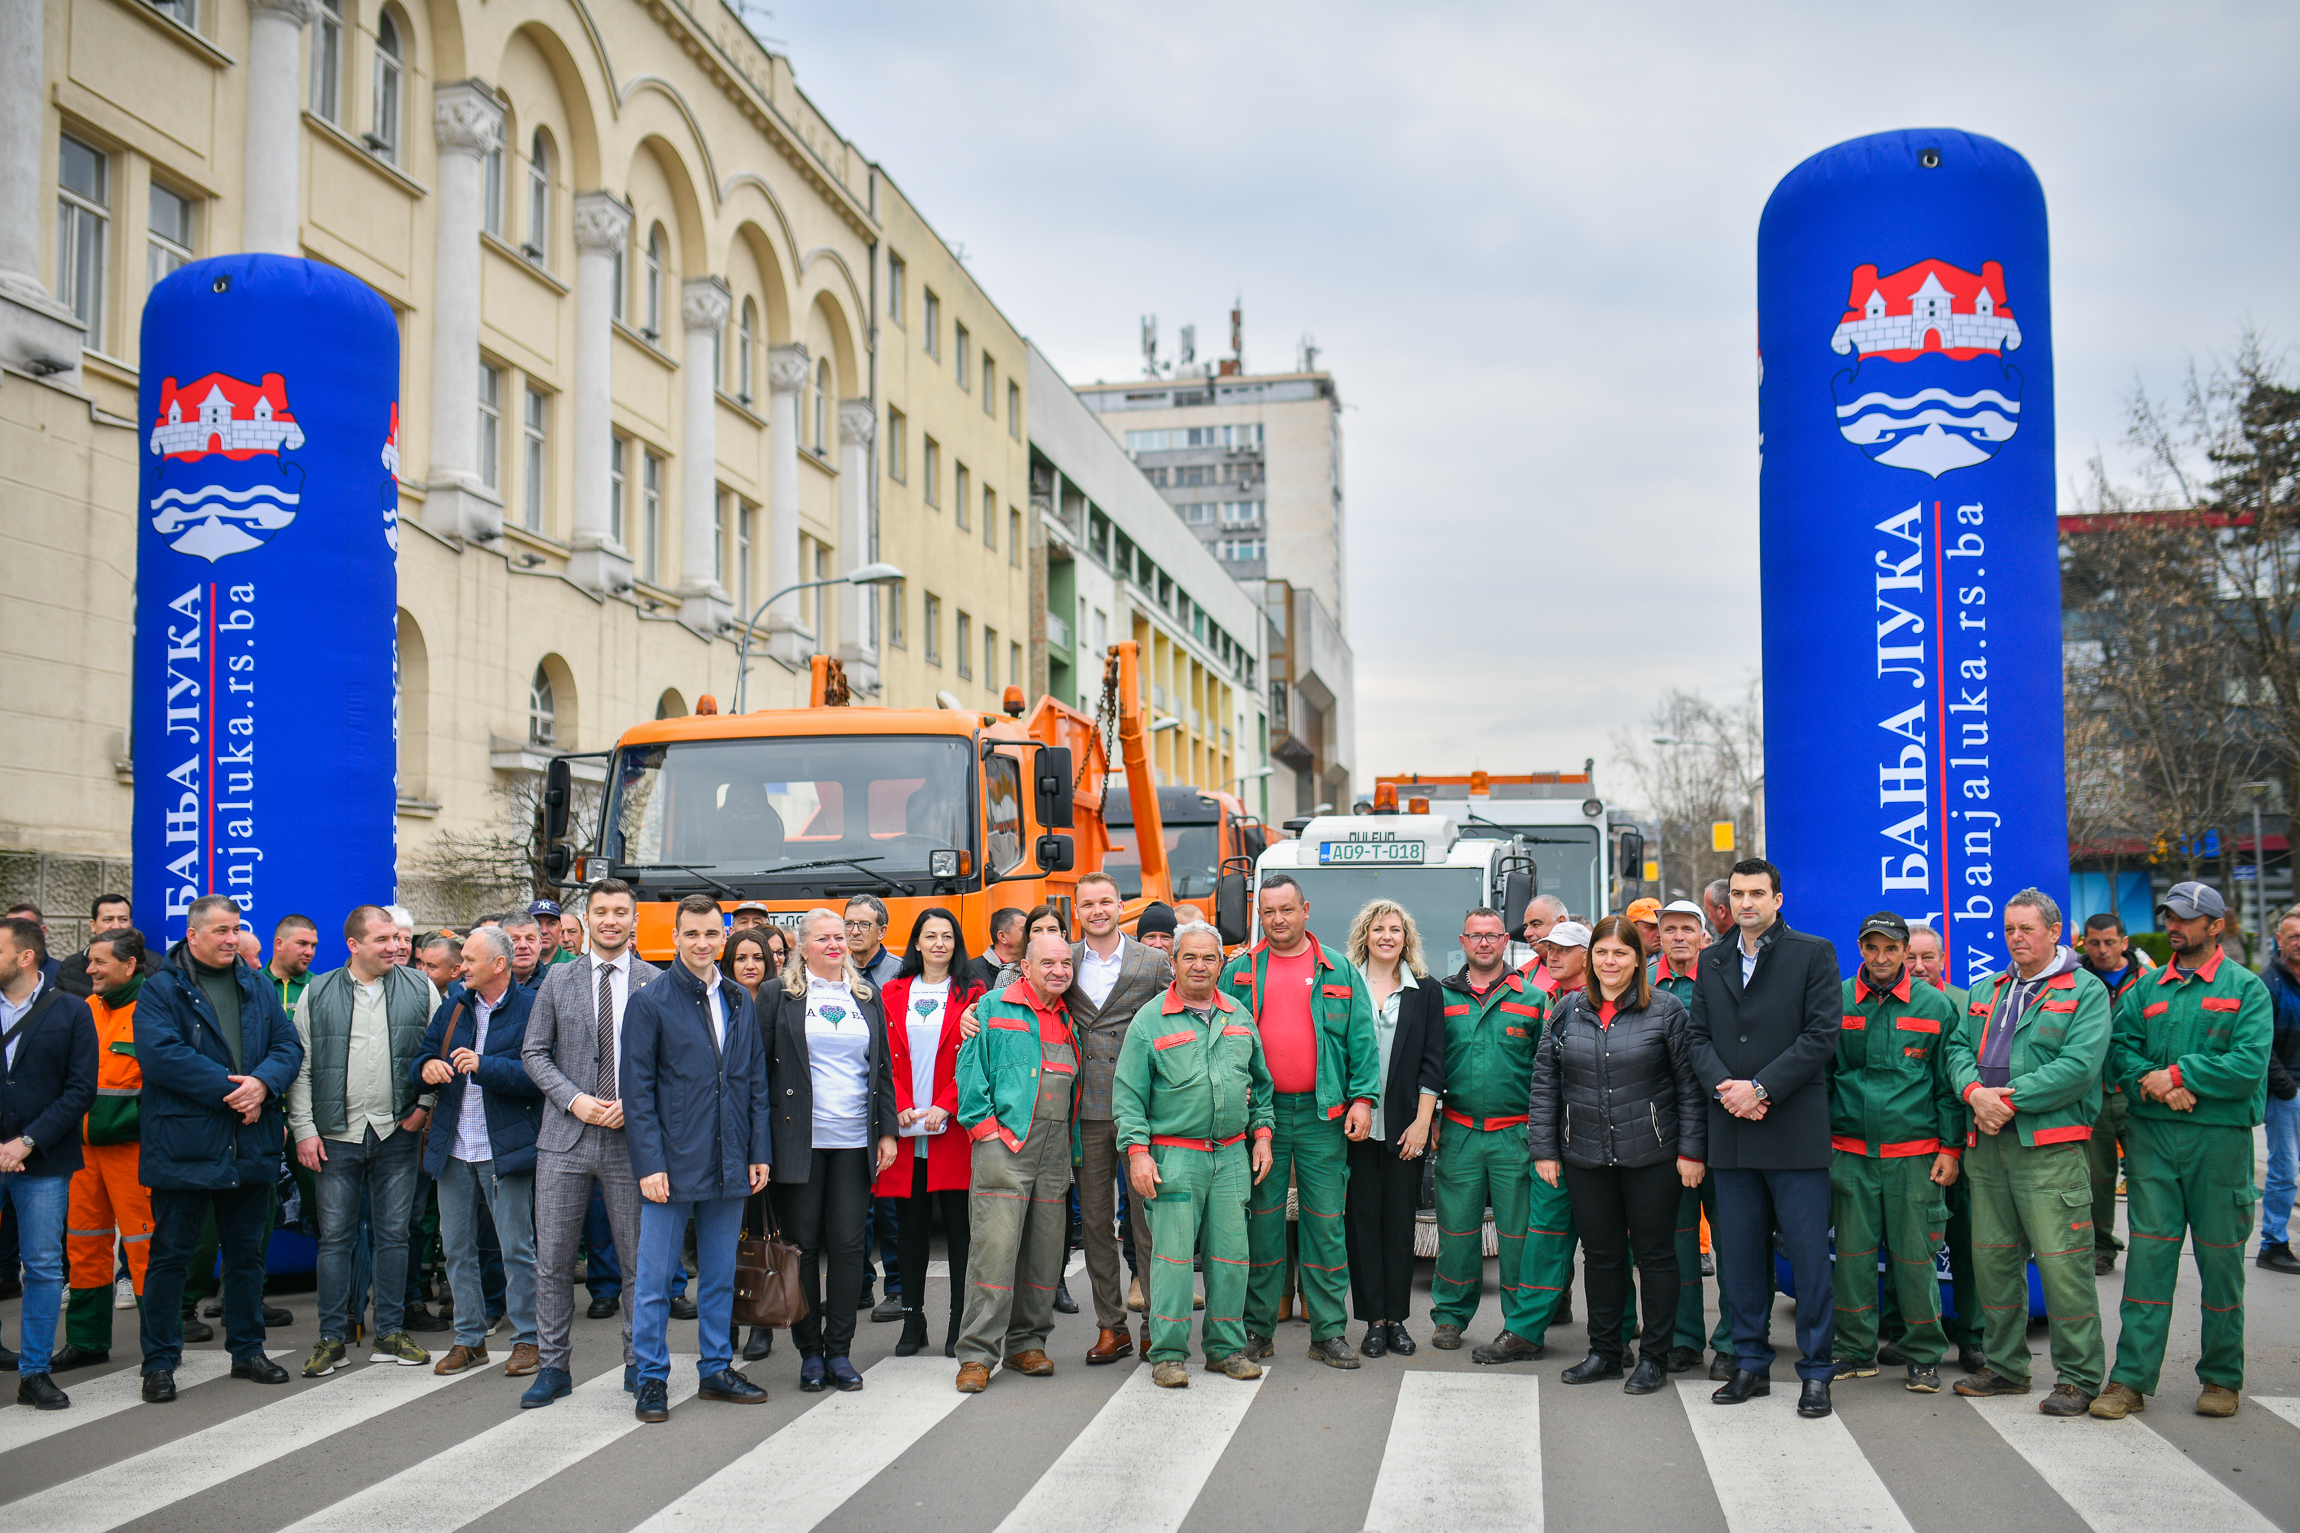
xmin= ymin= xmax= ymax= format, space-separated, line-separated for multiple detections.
xmin=698 ymin=1368 xmax=769 ymax=1403
xmin=1359 ymin=1325 xmax=1388 ymax=1358
xmin=48 ymin=1343 xmax=109 ymax=1371
xmin=1797 ymin=1378 xmax=1833 ymax=1418
xmin=142 ymin=1369 xmax=177 ymax=1403
xmin=669 ymin=1294 xmax=698 ymax=1321
xmin=263 ymin=1305 xmax=293 ymax=1329
xmin=231 ymin=1353 xmax=291 ymax=1385
xmin=1709 ymin=1351 xmax=1736 ymax=1382
xmin=18 ymin=1372 xmax=69 ymax=1410
xmin=1052 ymin=1279 xmax=1079 ymax=1316
xmin=202 ymin=1301 xmax=224 ymax=1318
xmin=1711 ymin=1369 xmax=1771 ymax=1404
xmin=634 ymin=1378 xmax=670 ymax=1423
xmin=1624 ymin=1357 xmax=1668 ymax=1395
xmin=744 ymin=1326 xmax=774 ymax=1361
xmin=1385 ymin=1322 xmax=1416 ymax=1356
xmin=1561 ymin=1351 xmax=1624 ymax=1385
xmin=1306 ymin=1336 xmax=1361 ymax=1369
xmin=180 ymin=1317 xmax=215 ymax=1344
xmin=1665 ymin=1345 xmax=1701 ymax=1374
xmin=587 ymin=1295 xmax=621 ymax=1319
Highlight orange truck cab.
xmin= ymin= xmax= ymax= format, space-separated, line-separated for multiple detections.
xmin=1102 ymin=786 xmax=1269 ymax=931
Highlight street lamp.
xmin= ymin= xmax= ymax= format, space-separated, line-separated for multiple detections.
xmin=1151 ymin=716 xmax=1183 ymax=734
xmin=732 ymin=561 xmax=904 ymax=712
xmin=1233 ymin=766 xmax=1275 ymax=787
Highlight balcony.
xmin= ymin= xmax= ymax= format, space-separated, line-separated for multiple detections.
xmin=1046 ymin=612 xmax=1072 ymax=655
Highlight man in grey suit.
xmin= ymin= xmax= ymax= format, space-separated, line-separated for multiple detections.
xmin=1069 ymin=871 xmax=1175 ymax=1363
xmin=517 ymin=878 xmax=660 ymax=1407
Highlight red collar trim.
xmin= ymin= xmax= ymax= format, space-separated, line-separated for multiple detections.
xmin=1862 ymin=969 xmax=1913 ymax=1006
xmin=1161 ymin=985 xmax=1239 ymax=1015
xmin=1656 ymin=954 xmax=1697 ymax=982
xmin=2157 ymin=944 xmax=2226 ymax=984
xmin=1250 ymin=933 xmax=1332 ymax=972
xmin=997 ymin=980 xmax=1069 ymax=1023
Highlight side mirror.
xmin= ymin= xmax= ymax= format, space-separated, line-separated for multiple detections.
xmin=1035 ymin=833 xmax=1075 ymax=873
xmin=1502 ymin=869 xmax=1534 ymax=934
xmin=1035 ymin=747 xmax=1074 ymax=829
xmin=543 ymin=844 xmax=573 ymax=881
xmin=1617 ymin=828 xmax=1645 ymax=874
xmin=543 ymin=756 xmax=573 ymax=844
xmin=1214 ymin=870 xmax=1250 ymax=946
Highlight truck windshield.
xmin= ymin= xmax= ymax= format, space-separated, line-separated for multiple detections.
xmin=603 ymin=735 xmax=975 ymax=883
xmin=1513 ymin=825 xmax=1602 ymax=919
xmin=1279 ymin=867 xmax=1490 ymax=980
xmin=1106 ymin=816 xmax=1222 ymax=900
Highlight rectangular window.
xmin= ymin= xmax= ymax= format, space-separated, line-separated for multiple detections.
xmin=713 ymin=489 xmax=727 ymax=586
xmin=477 ymin=362 xmax=503 ymax=492
xmin=150 ymin=0 xmax=196 ymax=26
xmin=983 ymin=485 xmax=996 ymax=547
xmin=1092 ymin=607 xmax=1108 ymax=652
xmin=982 ymin=354 xmax=996 ymax=415
xmin=1220 ymin=538 xmax=1265 ymax=562
xmin=737 ymin=500 xmax=754 ymax=614
xmin=370 ymin=26 xmax=401 ymax=163
xmin=611 ymin=241 xmax=625 ymax=323
xmin=609 ymin=435 xmax=627 ymax=544
xmin=1220 ymin=500 xmax=1264 ymax=525
xmin=923 ymin=592 xmax=941 ymax=664
xmin=1185 ymin=503 xmax=1213 ymax=525
xmin=955 ymin=611 xmax=972 ymax=679
xmin=922 ymin=289 xmax=940 ymax=357
xmin=886 ymin=407 xmax=906 ymax=481
xmin=56 ymin=136 xmax=108 ymax=352
xmin=483 ymin=142 xmax=504 ymax=237
xmin=310 ymin=0 xmax=343 ymax=122
xmin=984 ymin=626 xmax=998 ymax=689
xmin=922 ymin=437 xmax=940 ymax=506
xmin=1009 ymin=507 xmax=1022 ymax=567
xmin=1010 ymin=640 xmax=1023 ymax=692
xmin=812 ymin=541 xmax=830 ymax=636
xmin=954 ymin=463 xmax=970 ymax=529
xmin=521 ymin=384 xmax=548 ymax=530
xmin=888 ymin=579 xmax=906 ymax=648
xmin=147 ymin=182 xmax=194 ymax=292
xmin=887 ymin=252 xmax=904 ymax=324
xmin=1008 ymin=379 xmax=1020 ymax=440
xmin=641 ymin=450 xmax=662 ymax=583
xmin=954 ymin=323 xmax=970 ymax=389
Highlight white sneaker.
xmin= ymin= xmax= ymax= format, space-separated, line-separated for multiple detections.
xmin=115 ymin=1278 xmax=137 ymax=1310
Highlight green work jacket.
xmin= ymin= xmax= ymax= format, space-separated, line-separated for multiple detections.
xmin=2110 ymin=944 xmax=2272 ymax=1130
xmin=1650 ymin=953 xmax=1698 ymax=1011
xmin=955 ymin=982 xmax=1082 ymax=1160
xmin=1110 ymin=986 xmax=1274 ymax=1153
xmin=1435 ymin=966 xmax=1546 ymax=1127
xmin=1829 ymin=970 xmax=1963 ymax=1158
xmin=1945 ymin=962 xmax=2111 ymax=1148
xmin=1219 ymin=935 xmax=1378 ymax=1120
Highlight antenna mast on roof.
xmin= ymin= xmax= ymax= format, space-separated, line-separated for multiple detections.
xmin=1140 ymin=314 xmax=1161 ymax=379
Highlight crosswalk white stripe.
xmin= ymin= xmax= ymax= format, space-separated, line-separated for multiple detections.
xmin=0 ymin=1352 xmax=278 ymax=1456
xmin=1963 ymin=1396 xmax=2278 ymax=1533
xmin=276 ymin=1359 xmax=701 ymax=1533
xmin=993 ymin=1360 xmax=1266 ymax=1533
xmin=1363 ymin=1372 xmax=1541 ymax=1533
xmin=1675 ymin=1380 xmax=1914 ymax=1533
xmin=1 ymin=1359 xmax=485 ymax=1531
xmin=634 ymin=1358 xmax=968 ymax=1533
xmin=2249 ymin=1396 xmax=2300 ymax=1433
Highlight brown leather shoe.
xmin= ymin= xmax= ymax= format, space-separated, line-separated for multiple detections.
xmin=1004 ymin=1349 xmax=1055 ymax=1376
xmin=1086 ymin=1327 xmax=1135 ymax=1365
xmin=955 ymin=1362 xmax=990 ymax=1393
xmin=502 ymin=1342 xmax=541 ymax=1377
xmin=434 ymin=1343 xmax=489 ymax=1376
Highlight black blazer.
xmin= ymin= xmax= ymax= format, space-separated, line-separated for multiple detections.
xmin=1687 ymin=922 xmax=1842 ymax=1171
xmin=1 ymin=986 xmax=99 ymax=1178
xmin=1371 ymin=971 xmax=1447 ymax=1144
xmin=760 ymin=979 xmax=899 ymax=1182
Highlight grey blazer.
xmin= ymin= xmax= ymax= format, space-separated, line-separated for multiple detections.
xmin=522 ymin=950 xmax=663 ymax=1154
xmin=1069 ymin=936 xmax=1175 ymax=1121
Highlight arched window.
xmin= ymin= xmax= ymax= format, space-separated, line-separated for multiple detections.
xmin=737 ymin=298 xmax=756 ymax=403
xmin=643 ymin=224 xmax=665 ymax=341
xmin=525 ymin=129 xmax=550 ymax=264
xmin=310 ymin=0 xmax=344 ymax=123
xmin=528 ymin=662 xmax=556 ymax=748
xmin=369 ymin=10 xmax=402 ymax=163
xmin=655 ymin=689 xmax=688 ymax=720
xmin=813 ymin=359 xmax=829 ymax=455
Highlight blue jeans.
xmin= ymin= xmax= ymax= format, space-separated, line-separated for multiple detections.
xmin=584 ymin=1184 xmax=621 ymax=1300
xmin=143 ymin=1184 xmax=271 ymax=1371
xmin=435 ymin=1159 xmax=537 ymax=1347
xmin=633 ymin=1194 xmax=740 ymax=1384
xmin=1714 ymin=1166 xmax=1835 ymax=1382
xmin=2264 ymin=1092 xmax=2300 ymax=1249
xmin=0 ymin=1174 xmax=68 ymax=1374
xmin=314 ymin=1127 xmax=420 ymax=1342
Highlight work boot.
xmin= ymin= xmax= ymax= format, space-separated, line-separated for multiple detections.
xmin=48 ymin=1344 xmax=108 ymax=1372
xmin=2089 ymin=1382 xmax=2146 ymax=1419
xmin=1878 ymin=1338 xmax=1908 ymax=1366
xmin=1664 ymin=1345 xmax=1701 ymax=1374
xmin=180 ymin=1317 xmax=215 ymax=1344
xmin=955 ymin=1362 xmax=990 ymax=1393
xmin=2039 ymin=1384 xmax=2093 ymax=1417
xmin=1953 ymin=1369 xmax=2030 ymax=1397
xmin=1832 ymin=1356 xmax=1879 ymax=1380
xmin=2196 ymin=1384 xmax=2241 ymax=1417
xmin=1085 ymin=1327 xmax=1134 ymax=1365
xmin=1471 ymin=1330 xmax=1542 ymax=1366
xmin=1905 ymin=1363 xmax=1941 ymax=1394
xmin=1152 ymin=1361 xmax=1190 ymax=1389
xmin=1430 ymin=1324 xmax=1465 ymax=1351
xmin=402 ymin=1303 xmax=450 ymax=1333
xmin=1245 ymin=1332 xmax=1274 ymax=1360
xmin=2094 ymin=1250 xmax=2119 ymax=1276
xmin=2258 ymin=1242 xmax=2300 ymax=1275
xmin=872 ymin=1292 xmax=905 ymax=1323
xmin=1956 ymin=1343 xmax=1987 ymax=1374
xmin=1215 ymin=1353 xmax=1263 ymax=1380
xmin=669 ymin=1294 xmax=698 ymax=1321
xmin=1307 ymin=1337 xmax=1361 ymax=1369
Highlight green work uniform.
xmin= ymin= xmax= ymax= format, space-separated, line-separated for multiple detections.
xmin=1431 ymin=966 xmax=1553 ymax=1343
xmin=1111 ymin=987 xmax=1274 ymax=1364
xmin=1946 ymin=960 xmax=2111 ymax=1394
xmin=2105 ymin=945 xmax=2272 ymax=1396
xmin=1653 ymin=957 xmax=1732 ymax=1356
xmin=2082 ymin=963 xmax=2146 ymax=1258
xmin=1828 ymin=969 xmax=1961 ymax=1367
xmin=954 ymin=985 xmax=1081 ymax=1368
xmin=1880 ymin=978 xmax=1982 ymax=1354
xmin=1221 ymin=937 xmax=1377 ymax=1343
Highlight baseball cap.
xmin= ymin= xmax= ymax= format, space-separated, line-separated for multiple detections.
xmin=2159 ymin=881 xmax=2227 ymax=921
xmin=731 ymin=900 xmax=774 ymax=918
xmin=1623 ymin=897 xmax=1662 ymax=925
xmin=526 ymin=899 xmax=562 ymax=919
xmin=1659 ymin=900 xmax=1705 ymax=919
xmin=1541 ymin=921 xmax=1592 ymax=950
xmin=1137 ymin=902 xmax=1178 ymax=939
xmin=1856 ymin=910 xmax=1910 ymax=943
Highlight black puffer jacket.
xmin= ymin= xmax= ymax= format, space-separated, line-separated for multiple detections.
xmin=1528 ymin=987 xmax=1705 ymax=1169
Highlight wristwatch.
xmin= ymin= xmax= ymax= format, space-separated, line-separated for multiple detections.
xmin=1750 ymin=1083 xmax=1769 ymax=1104
xmin=18 ymin=1133 xmax=35 ymax=1154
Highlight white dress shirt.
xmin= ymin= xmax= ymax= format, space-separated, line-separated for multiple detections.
xmin=591 ymin=950 xmax=631 ymax=1091
xmin=0 ymin=979 xmax=42 ymax=1069
xmin=699 ymin=965 xmax=727 ymax=1052
xmin=1077 ymin=938 xmax=1125 ymax=1010
xmin=452 ymin=987 xmax=500 ymax=1163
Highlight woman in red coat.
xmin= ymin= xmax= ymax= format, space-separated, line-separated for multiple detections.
xmin=874 ymin=907 xmax=982 ymax=1357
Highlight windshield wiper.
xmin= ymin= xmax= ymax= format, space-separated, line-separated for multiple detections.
xmin=635 ymin=863 xmax=743 ymax=899
xmin=765 ymin=855 xmax=914 ymax=896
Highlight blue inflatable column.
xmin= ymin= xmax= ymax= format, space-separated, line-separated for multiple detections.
xmin=133 ymin=254 xmax=401 ymax=951
xmin=1757 ymin=130 xmax=2064 ymax=989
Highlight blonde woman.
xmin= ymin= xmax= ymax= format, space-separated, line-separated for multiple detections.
xmin=1343 ymin=899 xmax=1447 ymax=1357
xmin=761 ymin=909 xmax=898 ymax=1392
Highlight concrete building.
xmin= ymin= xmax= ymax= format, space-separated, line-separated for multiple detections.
xmin=0 ymin=0 xmax=1031 ymax=928
xmin=1075 ymin=368 xmax=1354 ymax=820
xmin=1027 ymin=343 xmax=1266 ymax=815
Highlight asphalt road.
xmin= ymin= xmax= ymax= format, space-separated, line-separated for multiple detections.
xmin=3 ymin=1228 xmax=2299 ymax=1532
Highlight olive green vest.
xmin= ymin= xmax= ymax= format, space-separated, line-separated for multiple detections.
xmin=304 ymin=964 xmax=434 ymax=1135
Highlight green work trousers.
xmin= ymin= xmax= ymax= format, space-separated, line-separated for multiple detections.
xmin=1247 ymin=1093 xmax=1351 ymax=1342
xmin=1144 ymin=1140 xmax=1252 ymax=1363
xmin=2088 ymin=1088 xmax=2130 ymax=1257
xmin=1830 ymin=1151 xmax=1948 ymax=1366
xmin=1672 ymin=1175 xmax=1732 ymax=1354
xmin=1884 ymin=1176 xmax=1980 ymax=1349
xmin=955 ymin=1115 xmax=1072 ymax=1368
xmin=1432 ymin=1124 xmax=1558 ymax=1342
xmin=66 ymin=1284 xmax=128 ymax=1351
xmin=1965 ymin=1130 xmax=2104 ymax=1394
xmin=2108 ymin=1117 xmax=2258 ymax=1395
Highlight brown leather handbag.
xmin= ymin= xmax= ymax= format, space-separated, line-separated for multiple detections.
xmin=732 ymin=1193 xmax=808 ymax=1329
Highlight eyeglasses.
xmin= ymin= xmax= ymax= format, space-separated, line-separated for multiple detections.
xmin=842 ymin=921 xmax=879 ymax=934
xmin=1461 ymin=931 xmax=1510 ymax=944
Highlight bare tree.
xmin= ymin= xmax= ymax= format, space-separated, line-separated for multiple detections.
xmin=403 ymin=772 xmax=600 ymax=926
xmin=1609 ymin=678 xmax=1764 ymax=901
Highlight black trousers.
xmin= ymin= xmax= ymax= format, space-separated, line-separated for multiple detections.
xmin=1345 ymin=1136 xmax=1422 ymax=1322
xmin=1714 ymin=1166 xmax=1835 ymax=1381
xmin=772 ymin=1146 xmax=872 ymax=1358
xmin=894 ymin=1157 xmax=970 ymax=1340
xmin=1562 ymin=1160 xmax=1681 ymax=1364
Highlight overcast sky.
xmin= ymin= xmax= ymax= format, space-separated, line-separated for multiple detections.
xmin=777 ymin=0 xmax=2299 ymax=802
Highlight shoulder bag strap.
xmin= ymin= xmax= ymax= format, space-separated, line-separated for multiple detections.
xmin=0 ymin=988 xmax=66 ymax=1059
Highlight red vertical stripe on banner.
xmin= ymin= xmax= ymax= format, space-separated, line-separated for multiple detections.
xmin=207 ymin=583 xmax=217 ymax=899
xmin=1931 ymin=501 xmax=1951 ymax=979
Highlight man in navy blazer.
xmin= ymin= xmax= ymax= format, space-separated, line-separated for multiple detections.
xmin=621 ymin=895 xmax=773 ymax=1423
xmin=0 ymin=915 xmax=98 ymax=1407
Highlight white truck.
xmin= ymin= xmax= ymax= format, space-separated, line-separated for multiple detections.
xmin=1371 ymin=772 xmax=1644 ymax=920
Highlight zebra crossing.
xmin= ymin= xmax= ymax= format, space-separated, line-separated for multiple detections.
xmin=2 ymin=1339 xmax=2297 ymax=1531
